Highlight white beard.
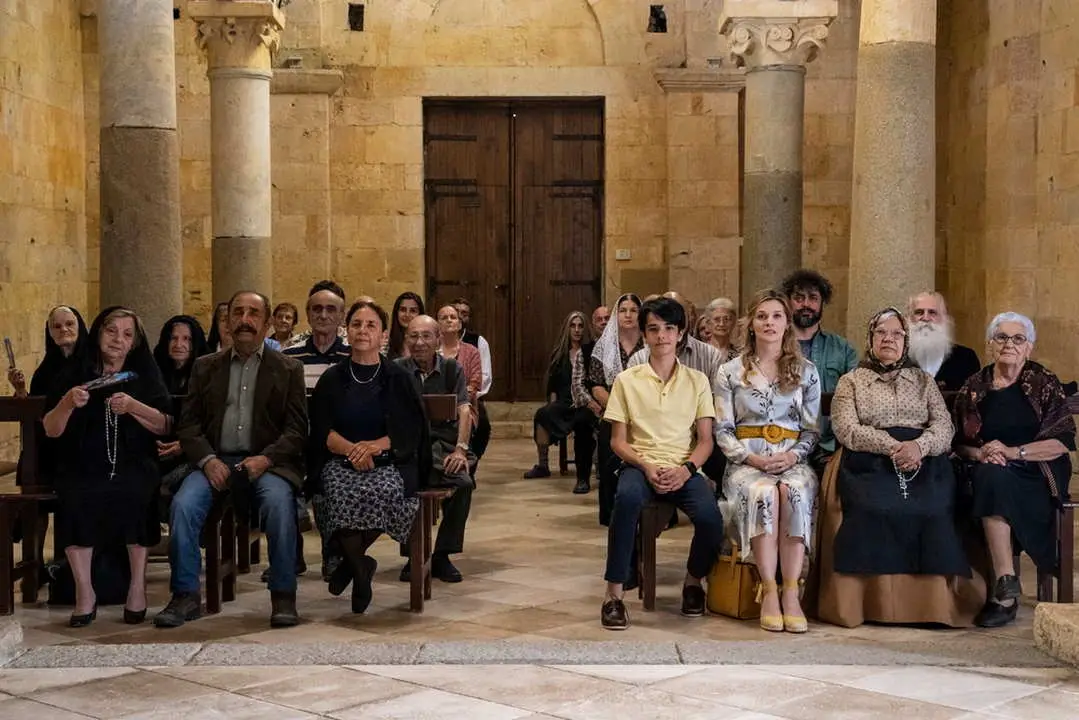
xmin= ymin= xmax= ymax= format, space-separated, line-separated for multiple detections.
xmin=908 ymin=319 xmax=955 ymax=372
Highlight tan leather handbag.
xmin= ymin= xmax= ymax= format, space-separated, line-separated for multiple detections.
xmin=706 ymin=543 xmax=761 ymax=619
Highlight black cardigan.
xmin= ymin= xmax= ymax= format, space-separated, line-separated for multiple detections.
xmin=307 ymin=355 xmax=432 ymax=497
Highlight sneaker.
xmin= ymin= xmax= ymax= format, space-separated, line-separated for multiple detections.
xmin=601 ymin=598 xmax=629 ymax=630
xmin=523 ymin=464 xmax=551 ymax=479
xmin=681 ymin=584 xmax=706 ymax=617
xmin=153 ymin=592 xmax=202 ymax=628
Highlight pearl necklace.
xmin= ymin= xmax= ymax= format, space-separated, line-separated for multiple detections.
xmin=104 ymin=402 xmax=119 ymax=480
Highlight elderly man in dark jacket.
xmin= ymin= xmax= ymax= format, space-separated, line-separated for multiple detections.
xmin=154 ymin=291 xmax=308 ymax=629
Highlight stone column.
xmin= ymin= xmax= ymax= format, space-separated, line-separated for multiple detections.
xmin=719 ymin=0 xmax=837 ymax=307
xmin=188 ymin=1 xmax=284 ymax=302
xmin=98 ymin=0 xmax=182 ymax=333
xmin=846 ymin=0 xmax=937 ymax=336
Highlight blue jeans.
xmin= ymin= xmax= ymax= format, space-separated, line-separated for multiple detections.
xmin=604 ymin=465 xmax=724 ymax=584
xmin=170 ymin=468 xmax=298 ymax=594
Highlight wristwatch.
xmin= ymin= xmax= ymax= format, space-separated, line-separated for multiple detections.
xmin=683 ymin=461 xmax=698 ymax=477
xmin=1018 ymin=446 xmax=1027 ymax=460
xmin=456 ymin=442 xmax=470 ymax=453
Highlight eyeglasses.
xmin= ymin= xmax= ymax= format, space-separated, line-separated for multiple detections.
xmin=992 ymin=333 xmax=1028 ymax=347
xmin=872 ymin=329 xmax=906 ymax=341
xmin=407 ymin=332 xmax=437 ymax=342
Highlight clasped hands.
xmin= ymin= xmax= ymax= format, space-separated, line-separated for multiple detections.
xmin=643 ymin=463 xmax=692 ymax=494
xmin=745 ymin=451 xmax=798 ymax=475
xmin=346 ymin=441 xmax=383 ymax=472
xmin=891 ymin=440 xmax=923 ymax=473
xmin=204 ymin=454 xmax=271 ymax=490
xmin=978 ymin=440 xmax=1017 ymax=466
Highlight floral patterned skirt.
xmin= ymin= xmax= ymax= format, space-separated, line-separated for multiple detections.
xmin=720 ymin=463 xmax=818 ymax=562
xmin=321 ymin=461 xmax=420 ymax=544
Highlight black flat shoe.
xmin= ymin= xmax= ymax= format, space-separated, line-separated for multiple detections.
xmin=328 ymin=557 xmax=354 ymax=596
xmin=572 ymin=479 xmax=590 ymax=494
xmin=976 ymin=600 xmax=1019 ymax=628
xmin=69 ymin=604 xmax=97 ymax=628
xmin=123 ymin=607 xmax=147 ymax=625
xmin=352 ymin=556 xmax=378 ymax=614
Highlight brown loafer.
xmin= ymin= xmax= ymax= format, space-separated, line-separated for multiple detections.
xmin=601 ymin=598 xmax=628 ymax=630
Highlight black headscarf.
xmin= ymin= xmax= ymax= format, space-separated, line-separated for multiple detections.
xmin=153 ymin=315 xmax=209 ymax=395
xmin=29 ymin=305 xmax=89 ymax=397
xmin=859 ymin=307 xmax=919 ymax=375
xmin=388 ymin=292 xmax=425 ymax=360
xmin=206 ymin=301 xmax=230 ymax=352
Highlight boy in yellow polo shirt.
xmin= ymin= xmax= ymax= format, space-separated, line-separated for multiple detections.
xmin=601 ymin=297 xmax=723 ymax=630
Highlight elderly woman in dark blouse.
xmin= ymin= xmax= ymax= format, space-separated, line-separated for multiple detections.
xmin=308 ymin=301 xmax=431 ymax=614
xmin=152 ymin=316 xmax=210 ymax=496
xmin=954 ymin=312 xmax=1075 ymax=628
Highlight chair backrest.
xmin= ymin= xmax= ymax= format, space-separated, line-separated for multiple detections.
xmin=423 ymin=394 xmax=457 ymax=423
xmin=0 ymin=397 xmax=47 ymax=491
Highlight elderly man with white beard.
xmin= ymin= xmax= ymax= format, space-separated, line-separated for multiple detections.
xmin=907 ymin=292 xmax=982 ymax=392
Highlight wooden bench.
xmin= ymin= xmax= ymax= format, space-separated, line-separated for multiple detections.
xmin=0 ymin=397 xmax=49 ymax=616
xmin=202 ymin=493 xmax=238 ymax=614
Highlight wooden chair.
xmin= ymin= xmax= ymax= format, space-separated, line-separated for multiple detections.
xmin=637 ymin=499 xmax=676 ymax=611
xmin=202 ymin=493 xmax=238 ymax=614
xmin=558 ymin=437 xmax=574 ymax=476
xmin=0 ymin=397 xmax=49 ymax=616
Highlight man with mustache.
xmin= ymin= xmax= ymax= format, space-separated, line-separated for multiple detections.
xmin=780 ymin=269 xmax=858 ymax=464
xmin=907 ymin=291 xmax=981 ymax=391
xmin=155 ymin=290 xmax=308 ymax=629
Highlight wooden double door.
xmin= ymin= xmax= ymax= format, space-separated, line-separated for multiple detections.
xmin=424 ymin=100 xmax=604 ymax=401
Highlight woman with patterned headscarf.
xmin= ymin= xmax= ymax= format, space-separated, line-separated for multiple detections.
xmin=817 ymin=307 xmax=981 ymax=628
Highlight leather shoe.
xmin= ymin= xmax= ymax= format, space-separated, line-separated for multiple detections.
xmin=123 ymin=607 xmax=147 ymax=625
xmin=328 ymin=557 xmax=354 ymax=596
xmin=601 ymin=598 xmax=628 ymax=630
xmin=993 ymin=575 xmax=1021 ymax=602
xmin=681 ymin=584 xmax=706 ymax=617
xmin=69 ymin=604 xmax=97 ymax=628
xmin=352 ymin=556 xmax=378 ymax=614
xmin=270 ymin=591 xmax=300 ymax=628
xmin=399 ymin=561 xmax=411 ymax=583
xmin=153 ymin=592 xmax=202 ymax=629
xmin=572 ymin=479 xmax=590 ymax=494
xmin=523 ymin=464 xmax=551 ymax=479
xmin=976 ymin=600 xmax=1019 ymax=628
xmin=432 ymin=553 xmax=462 ymax=583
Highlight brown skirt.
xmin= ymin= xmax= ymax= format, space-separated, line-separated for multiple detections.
xmin=807 ymin=449 xmax=987 ymax=628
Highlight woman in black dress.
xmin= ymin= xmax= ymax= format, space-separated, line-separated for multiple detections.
xmin=308 ymin=301 xmax=430 ymax=614
xmin=42 ymin=307 xmax=171 ymax=627
xmin=954 ymin=311 xmax=1075 ymax=628
xmin=152 ymin=315 xmax=209 ymax=505
xmin=523 ymin=311 xmax=595 ymax=490
xmin=386 ymin=292 xmax=424 ymax=360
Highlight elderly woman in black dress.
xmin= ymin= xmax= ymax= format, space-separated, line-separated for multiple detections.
xmin=152 ymin=315 xmax=209 ymax=501
xmin=954 ymin=312 xmax=1075 ymax=628
xmin=8 ymin=306 xmax=88 ymax=400
xmin=308 ymin=301 xmax=431 ymax=614
xmin=42 ymin=307 xmax=171 ymax=626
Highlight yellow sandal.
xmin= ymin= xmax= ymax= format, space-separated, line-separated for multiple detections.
xmin=781 ymin=578 xmax=808 ymax=634
xmin=756 ymin=581 xmax=784 ymax=632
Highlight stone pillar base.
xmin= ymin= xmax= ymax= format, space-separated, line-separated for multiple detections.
xmin=0 ymin=617 xmax=23 ymax=665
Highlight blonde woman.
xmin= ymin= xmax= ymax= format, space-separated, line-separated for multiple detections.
xmin=715 ymin=290 xmax=821 ymax=633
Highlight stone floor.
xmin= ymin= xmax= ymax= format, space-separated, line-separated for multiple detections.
xmin=2 ymin=439 xmax=1076 ymax=718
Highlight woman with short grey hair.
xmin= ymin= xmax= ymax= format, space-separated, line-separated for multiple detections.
xmin=705 ymin=297 xmax=738 ymax=361
xmin=954 ymin=311 xmax=1074 ymax=628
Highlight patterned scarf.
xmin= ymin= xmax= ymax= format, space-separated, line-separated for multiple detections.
xmin=858 ymin=307 xmax=920 ymax=375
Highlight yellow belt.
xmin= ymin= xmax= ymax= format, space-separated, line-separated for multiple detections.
xmin=735 ymin=425 xmax=799 ymax=444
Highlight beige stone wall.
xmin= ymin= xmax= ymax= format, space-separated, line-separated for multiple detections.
xmin=0 ymin=1 xmax=87 ymax=452
xmin=940 ymin=0 xmax=1079 ymax=378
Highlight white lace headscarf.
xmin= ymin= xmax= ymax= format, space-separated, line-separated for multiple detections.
xmin=592 ymin=293 xmax=642 ymax=386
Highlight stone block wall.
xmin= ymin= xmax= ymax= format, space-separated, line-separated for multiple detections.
xmin=0 ymin=0 xmax=87 ymax=451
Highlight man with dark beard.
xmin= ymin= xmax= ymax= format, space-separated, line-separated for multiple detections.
xmin=780 ymin=269 xmax=858 ymax=464
xmin=907 ymin=291 xmax=981 ymax=391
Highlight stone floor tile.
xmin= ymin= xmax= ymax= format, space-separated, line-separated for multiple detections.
xmin=766 ymin=686 xmax=968 ymax=719
xmin=116 ymin=690 xmax=320 ymax=720
xmin=0 ymin=667 xmax=136 ymax=696
xmin=0 ymin=696 xmax=98 ymax=719
xmin=752 ymin=664 xmax=900 ymax=684
xmin=145 ymin=664 xmax=332 ymax=692
xmin=27 ymin=670 xmax=219 ymax=717
xmin=551 ymin=664 xmax=710 ymax=685
xmin=983 ymin=688 xmax=1079 ymax=719
xmin=330 ymin=687 xmax=533 ymax=720
xmin=553 ymin=684 xmax=749 ymax=720
xmin=846 ymin=666 xmax=1045 ymax=711
xmin=8 ymin=643 xmax=201 ymax=668
xmin=951 ymin=666 xmax=1077 ymax=687
xmin=234 ymin=666 xmax=417 ymax=713
xmin=653 ymin=665 xmax=833 ymax=711
xmin=352 ymin=664 xmax=627 ymax=714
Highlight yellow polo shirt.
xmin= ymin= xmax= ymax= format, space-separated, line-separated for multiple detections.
xmin=604 ymin=361 xmax=715 ymax=467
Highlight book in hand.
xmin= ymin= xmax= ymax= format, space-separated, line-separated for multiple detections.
xmin=83 ymin=370 xmax=138 ymax=392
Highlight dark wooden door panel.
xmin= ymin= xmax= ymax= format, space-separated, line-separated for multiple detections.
xmin=424 ymin=100 xmax=603 ymax=400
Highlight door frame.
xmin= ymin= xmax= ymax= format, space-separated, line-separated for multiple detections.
xmin=422 ymin=97 xmax=606 ymax=400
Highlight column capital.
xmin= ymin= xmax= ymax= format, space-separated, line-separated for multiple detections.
xmin=188 ymin=1 xmax=286 ymax=70
xmin=719 ymin=0 xmax=838 ymax=69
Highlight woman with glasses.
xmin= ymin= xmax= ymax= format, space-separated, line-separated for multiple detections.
xmin=818 ymin=308 xmax=980 ymax=628
xmin=954 ymin=312 xmax=1074 ymax=628
xmin=704 ymin=297 xmax=738 ymax=361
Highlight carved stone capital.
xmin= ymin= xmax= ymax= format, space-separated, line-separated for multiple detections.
xmin=188 ymin=1 xmax=285 ymax=70
xmin=722 ymin=16 xmax=834 ymax=68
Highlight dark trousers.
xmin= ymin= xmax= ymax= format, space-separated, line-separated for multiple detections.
xmin=471 ymin=401 xmax=491 ymax=466
xmin=434 ymin=485 xmax=473 ymax=556
xmin=573 ymin=415 xmax=598 ymax=484
xmin=701 ymin=446 xmax=728 ymax=499
xmin=597 ymin=421 xmax=617 ymax=526
xmin=604 ymin=466 xmax=724 ymax=584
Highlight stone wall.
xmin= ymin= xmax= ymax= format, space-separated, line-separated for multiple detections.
xmin=939 ymin=0 xmax=1079 ymax=378
xmin=0 ymin=1 xmax=87 ymax=452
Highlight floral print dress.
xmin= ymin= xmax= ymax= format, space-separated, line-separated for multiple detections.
xmin=714 ymin=355 xmax=822 ymax=561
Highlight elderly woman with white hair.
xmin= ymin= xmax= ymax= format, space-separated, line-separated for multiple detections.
xmin=704 ymin=297 xmax=738 ymax=361
xmin=954 ymin=312 xmax=1075 ymax=628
